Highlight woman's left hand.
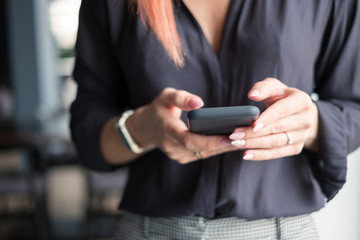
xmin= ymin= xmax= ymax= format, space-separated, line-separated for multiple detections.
xmin=229 ymin=78 xmax=319 ymax=161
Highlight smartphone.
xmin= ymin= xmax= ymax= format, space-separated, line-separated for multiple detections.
xmin=187 ymin=106 xmax=260 ymax=135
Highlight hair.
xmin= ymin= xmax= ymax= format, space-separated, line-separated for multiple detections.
xmin=136 ymin=0 xmax=185 ymax=67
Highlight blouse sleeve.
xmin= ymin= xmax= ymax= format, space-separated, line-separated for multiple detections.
xmin=311 ymin=0 xmax=360 ymax=200
xmin=70 ymin=0 xmax=128 ymax=171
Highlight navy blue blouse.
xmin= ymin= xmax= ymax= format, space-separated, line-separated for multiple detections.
xmin=70 ymin=0 xmax=360 ymax=220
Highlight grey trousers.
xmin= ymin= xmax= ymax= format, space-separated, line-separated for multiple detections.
xmin=114 ymin=212 xmax=320 ymax=240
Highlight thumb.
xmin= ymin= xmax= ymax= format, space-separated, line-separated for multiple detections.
xmin=159 ymin=88 xmax=204 ymax=111
xmin=248 ymin=78 xmax=288 ymax=102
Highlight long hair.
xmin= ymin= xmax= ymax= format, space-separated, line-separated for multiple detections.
xmin=136 ymin=0 xmax=184 ymax=67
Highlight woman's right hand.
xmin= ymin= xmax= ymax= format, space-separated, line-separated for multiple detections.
xmin=126 ymin=88 xmax=234 ymax=164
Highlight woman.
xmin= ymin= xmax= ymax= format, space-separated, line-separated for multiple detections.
xmin=70 ymin=0 xmax=360 ymax=239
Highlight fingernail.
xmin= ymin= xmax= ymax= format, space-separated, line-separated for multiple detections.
xmin=231 ymin=140 xmax=246 ymax=147
xmin=253 ymin=122 xmax=264 ymax=132
xmin=219 ymin=138 xmax=232 ymax=146
xmin=188 ymin=98 xmax=204 ymax=109
xmin=229 ymin=131 xmax=245 ymax=140
xmin=249 ymin=89 xmax=260 ymax=97
xmin=243 ymin=153 xmax=254 ymax=160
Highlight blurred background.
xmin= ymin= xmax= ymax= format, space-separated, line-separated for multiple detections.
xmin=0 ymin=0 xmax=359 ymax=239
xmin=0 ymin=0 xmax=128 ymax=239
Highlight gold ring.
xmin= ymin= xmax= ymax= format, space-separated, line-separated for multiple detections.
xmin=284 ymin=132 xmax=293 ymax=145
xmin=194 ymin=151 xmax=203 ymax=159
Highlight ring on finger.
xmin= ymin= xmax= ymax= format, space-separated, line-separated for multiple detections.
xmin=194 ymin=151 xmax=203 ymax=159
xmin=284 ymin=132 xmax=293 ymax=145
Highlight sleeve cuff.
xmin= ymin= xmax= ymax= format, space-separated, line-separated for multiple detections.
xmin=71 ymin=106 xmax=122 ymax=172
xmin=309 ymin=100 xmax=348 ymax=201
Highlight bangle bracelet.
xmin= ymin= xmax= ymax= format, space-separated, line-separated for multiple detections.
xmin=116 ymin=109 xmax=148 ymax=154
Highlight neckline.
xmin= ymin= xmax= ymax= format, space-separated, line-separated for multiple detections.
xmin=181 ymin=0 xmax=235 ymax=60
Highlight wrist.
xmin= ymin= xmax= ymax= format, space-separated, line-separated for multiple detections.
xmin=116 ymin=109 xmax=153 ymax=154
xmin=304 ymin=102 xmax=319 ymax=152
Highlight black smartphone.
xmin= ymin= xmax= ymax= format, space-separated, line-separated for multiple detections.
xmin=187 ymin=106 xmax=260 ymax=135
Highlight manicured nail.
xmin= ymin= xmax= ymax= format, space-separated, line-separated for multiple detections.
xmin=249 ymin=89 xmax=260 ymax=97
xmin=253 ymin=122 xmax=264 ymax=132
xmin=188 ymin=98 xmax=204 ymax=109
xmin=219 ymin=138 xmax=232 ymax=146
xmin=231 ymin=140 xmax=246 ymax=147
xmin=243 ymin=153 xmax=254 ymax=160
xmin=229 ymin=131 xmax=245 ymax=140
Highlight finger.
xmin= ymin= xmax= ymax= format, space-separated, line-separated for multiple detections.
xmin=172 ymin=134 xmax=250 ymax=163
xmin=248 ymin=78 xmax=287 ymax=102
xmin=179 ymin=131 xmax=233 ymax=151
xmin=231 ymin=131 xmax=305 ymax=149
xmin=158 ymin=87 xmax=204 ymax=111
xmin=264 ymin=111 xmax=314 ymax=134
xmin=198 ymin=145 xmax=240 ymax=159
xmin=253 ymin=91 xmax=312 ymax=132
xmin=230 ymin=110 xmax=313 ymax=141
xmin=159 ymin=111 xmax=232 ymax=151
xmin=173 ymin=145 xmax=236 ymax=164
xmin=167 ymin=149 xmax=199 ymax=164
xmin=242 ymin=143 xmax=304 ymax=161
xmin=166 ymin=137 xmax=235 ymax=163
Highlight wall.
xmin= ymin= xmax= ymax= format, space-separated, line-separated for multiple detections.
xmin=314 ymin=147 xmax=360 ymax=239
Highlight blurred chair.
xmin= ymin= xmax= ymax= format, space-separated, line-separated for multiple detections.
xmin=0 ymin=141 xmax=50 ymax=240
xmin=84 ymin=168 xmax=128 ymax=239
xmin=42 ymin=135 xmax=128 ymax=239
xmin=41 ymin=137 xmax=86 ymax=240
